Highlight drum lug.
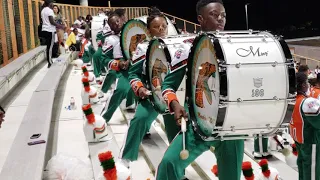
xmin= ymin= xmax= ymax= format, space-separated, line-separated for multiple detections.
xmin=237 ymin=98 xmax=242 ymax=102
xmin=227 ymin=36 xmax=231 ymax=43
xmin=253 ymin=134 xmax=257 ymax=139
xmin=235 ymin=63 xmax=241 ymax=68
xmin=273 ymin=96 xmax=280 ymax=101
xmin=272 ymin=61 xmax=278 ymax=67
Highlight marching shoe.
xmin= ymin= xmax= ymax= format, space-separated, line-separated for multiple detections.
xmin=143 ymin=131 xmax=151 ymax=139
xmin=253 ymin=152 xmax=272 ymax=159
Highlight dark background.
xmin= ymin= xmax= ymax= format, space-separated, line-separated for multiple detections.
xmin=56 ymin=0 xmax=320 ymax=39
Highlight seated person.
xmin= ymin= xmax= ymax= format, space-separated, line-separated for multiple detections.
xmin=73 ymin=16 xmax=84 ymax=28
xmin=65 ymin=28 xmax=81 ymax=51
xmin=79 ymin=30 xmax=95 ymax=63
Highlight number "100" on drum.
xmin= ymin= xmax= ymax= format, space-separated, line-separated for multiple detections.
xmin=252 ymin=89 xmax=264 ymax=97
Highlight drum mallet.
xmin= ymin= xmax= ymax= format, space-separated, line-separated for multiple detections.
xmin=180 ymin=117 xmax=189 ymax=160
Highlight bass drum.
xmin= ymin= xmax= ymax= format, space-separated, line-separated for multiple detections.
xmin=185 ymin=31 xmax=296 ymax=141
xmin=135 ymin=16 xmax=178 ymax=36
xmin=145 ymin=35 xmax=196 ymax=114
xmin=120 ymin=19 xmax=150 ymax=60
xmin=91 ymin=15 xmax=107 ymax=50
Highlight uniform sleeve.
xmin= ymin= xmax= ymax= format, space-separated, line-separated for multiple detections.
xmin=302 ymin=97 xmax=320 ymax=129
xmin=102 ymin=36 xmax=121 ymax=71
xmin=96 ymin=32 xmax=103 ymax=47
xmin=161 ymin=43 xmax=189 ymax=113
xmin=161 ymin=66 xmax=186 ymax=113
xmin=128 ymin=43 xmax=147 ymax=96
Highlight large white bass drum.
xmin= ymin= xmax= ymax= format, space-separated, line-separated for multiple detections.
xmin=91 ymin=16 xmax=108 ymax=50
xmin=135 ymin=16 xmax=178 ymax=36
xmin=185 ymin=30 xmax=296 ymax=141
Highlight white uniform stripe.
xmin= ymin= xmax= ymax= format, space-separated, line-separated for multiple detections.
xmin=259 ymin=136 xmax=263 ymax=153
xmin=118 ymin=122 xmax=130 ymax=159
xmin=311 ymin=144 xmax=316 ymax=180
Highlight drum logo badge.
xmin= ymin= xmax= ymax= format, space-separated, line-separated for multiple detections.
xmin=253 ymin=78 xmax=263 ymax=88
xmin=174 ymin=49 xmax=183 ymax=59
xmin=196 ymin=62 xmax=216 ymax=108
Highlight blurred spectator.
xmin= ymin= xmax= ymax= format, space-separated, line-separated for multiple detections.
xmin=0 ymin=106 xmax=5 ymax=128
xmin=66 ymin=28 xmax=80 ymax=51
xmin=41 ymin=0 xmax=65 ymax=68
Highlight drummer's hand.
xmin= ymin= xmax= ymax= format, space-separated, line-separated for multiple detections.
xmin=119 ymin=60 xmax=129 ymax=70
xmin=138 ymin=87 xmax=150 ymax=99
xmin=170 ymin=100 xmax=188 ymax=125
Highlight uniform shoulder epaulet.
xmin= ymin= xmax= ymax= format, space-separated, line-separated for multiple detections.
xmin=131 ymin=42 xmax=149 ymax=65
xmin=104 ymin=35 xmax=119 ymax=46
xmin=168 ymin=43 xmax=191 ymax=72
xmin=102 ymin=35 xmax=119 ymax=53
xmin=302 ymin=97 xmax=320 ymax=116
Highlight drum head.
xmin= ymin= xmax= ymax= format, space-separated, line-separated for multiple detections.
xmin=186 ymin=34 xmax=220 ymax=137
xmin=146 ymin=39 xmax=171 ymax=114
xmin=120 ymin=19 xmax=150 ymax=60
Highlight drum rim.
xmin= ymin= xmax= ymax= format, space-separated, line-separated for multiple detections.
xmin=186 ymin=34 xmax=219 ymax=140
xmin=120 ymin=19 xmax=149 ymax=60
xmin=145 ymin=38 xmax=171 ymax=114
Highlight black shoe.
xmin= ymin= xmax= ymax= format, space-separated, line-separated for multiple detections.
xmin=47 ymin=63 xmax=52 ymax=68
xmin=143 ymin=132 xmax=151 ymax=139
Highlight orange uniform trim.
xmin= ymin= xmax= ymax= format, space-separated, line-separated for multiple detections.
xmin=130 ymin=80 xmax=144 ymax=96
xmin=163 ymin=90 xmax=179 ymax=113
xmin=109 ymin=60 xmax=120 ymax=71
xmin=79 ymin=39 xmax=88 ymax=57
xmin=290 ymin=95 xmax=305 ymax=144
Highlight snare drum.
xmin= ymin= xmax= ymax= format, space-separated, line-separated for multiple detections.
xmin=120 ymin=19 xmax=150 ymax=60
xmin=185 ymin=31 xmax=296 ymax=141
xmin=145 ymin=35 xmax=196 ymax=114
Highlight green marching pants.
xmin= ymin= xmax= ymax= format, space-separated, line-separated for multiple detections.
xmin=125 ymin=88 xmax=135 ymax=108
xmin=101 ymin=70 xmax=117 ymax=93
xmin=101 ymin=74 xmax=135 ymax=122
xmin=156 ymin=124 xmax=244 ymax=180
xmin=92 ymin=47 xmax=104 ymax=78
xmin=254 ymin=135 xmax=269 ymax=153
xmin=119 ymin=99 xmax=180 ymax=161
xmin=296 ymin=142 xmax=320 ymax=180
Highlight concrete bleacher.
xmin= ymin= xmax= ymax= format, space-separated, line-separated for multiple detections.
xmin=0 ymin=51 xmax=74 ymax=180
xmin=0 ymin=46 xmax=46 ymax=101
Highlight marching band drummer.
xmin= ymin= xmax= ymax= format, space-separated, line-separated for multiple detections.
xmin=78 ymin=29 xmax=95 ymax=64
xmin=92 ymin=14 xmax=113 ymax=84
xmin=117 ymin=7 xmax=180 ymax=174
xmin=100 ymin=12 xmax=136 ymax=123
xmin=290 ymin=72 xmax=320 ymax=180
xmin=99 ymin=9 xmax=133 ymax=97
xmin=156 ymin=0 xmax=244 ymax=179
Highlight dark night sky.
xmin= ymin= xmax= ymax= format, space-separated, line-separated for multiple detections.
xmin=56 ymin=0 xmax=320 ymax=39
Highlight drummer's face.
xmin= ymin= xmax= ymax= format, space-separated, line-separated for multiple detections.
xmin=108 ymin=16 xmax=124 ymax=34
xmin=149 ymin=17 xmax=168 ymax=38
xmin=198 ymin=3 xmax=226 ymax=31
